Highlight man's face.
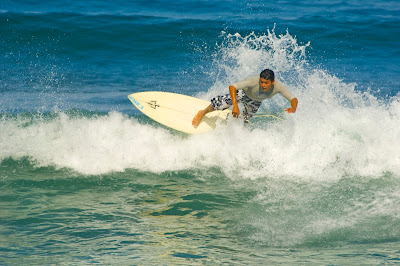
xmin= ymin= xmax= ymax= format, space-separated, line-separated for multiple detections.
xmin=259 ymin=78 xmax=275 ymax=92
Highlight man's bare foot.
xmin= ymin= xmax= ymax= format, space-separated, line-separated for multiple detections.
xmin=192 ymin=110 xmax=205 ymax=128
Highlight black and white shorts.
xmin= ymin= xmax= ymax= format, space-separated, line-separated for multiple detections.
xmin=211 ymin=90 xmax=262 ymax=119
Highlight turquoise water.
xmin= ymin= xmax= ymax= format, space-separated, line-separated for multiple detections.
xmin=1 ymin=0 xmax=400 ymax=264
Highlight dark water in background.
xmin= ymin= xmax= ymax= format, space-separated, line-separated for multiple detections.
xmin=1 ymin=0 xmax=400 ymax=264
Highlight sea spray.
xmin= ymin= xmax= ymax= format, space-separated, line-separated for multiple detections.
xmin=1 ymin=30 xmax=399 ymax=179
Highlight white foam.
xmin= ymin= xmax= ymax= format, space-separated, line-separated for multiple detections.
xmin=0 ymin=101 xmax=399 ymax=179
xmin=1 ymin=30 xmax=399 ymax=179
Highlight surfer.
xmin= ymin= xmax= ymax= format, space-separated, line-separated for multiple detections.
xmin=192 ymin=69 xmax=298 ymax=128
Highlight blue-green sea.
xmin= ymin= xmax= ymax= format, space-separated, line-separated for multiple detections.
xmin=1 ymin=0 xmax=400 ymax=264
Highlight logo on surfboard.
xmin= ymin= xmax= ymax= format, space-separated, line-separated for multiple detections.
xmin=148 ymin=101 xmax=160 ymax=109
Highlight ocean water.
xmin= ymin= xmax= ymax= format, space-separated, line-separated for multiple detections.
xmin=1 ymin=0 xmax=400 ymax=264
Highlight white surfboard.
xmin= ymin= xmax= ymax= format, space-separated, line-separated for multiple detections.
xmin=128 ymin=91 xmax=231 ymax=134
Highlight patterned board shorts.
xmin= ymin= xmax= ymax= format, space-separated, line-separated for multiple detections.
xmin=210 ymin=90 xmax=262 ymax=119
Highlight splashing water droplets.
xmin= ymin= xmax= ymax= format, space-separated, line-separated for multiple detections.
xmin=1 ymin=30 xmax=399 ymax=179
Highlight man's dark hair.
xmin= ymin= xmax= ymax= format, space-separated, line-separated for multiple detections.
xmin=260 ymin=69 xmax=275 ymax=81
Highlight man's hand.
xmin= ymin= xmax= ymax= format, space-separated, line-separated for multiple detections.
xmin=229 ymin=85 xmax=240 ymax=118
xmin=284 ymin=107 xmax=296 ymax=113
xmin=284 ymin=98 xmax=298 ymax=113
xmin=232 ymin=104 xmax=240 ymax=118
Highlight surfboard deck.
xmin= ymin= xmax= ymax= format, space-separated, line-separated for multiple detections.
xmin=128 ymin=91 xmax=231 ymax=134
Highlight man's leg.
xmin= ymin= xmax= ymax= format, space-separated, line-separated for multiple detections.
xmin=192 ymin=93 xmax=234 ymax=128
xmin=192 ymin=104 xmax=214 ymax=128
xmin=243 ymin=99 xmax=262 ymax=121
